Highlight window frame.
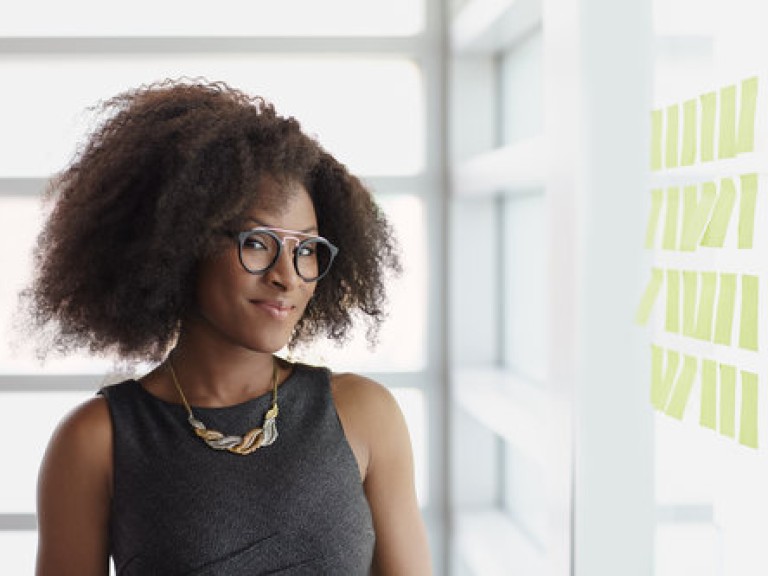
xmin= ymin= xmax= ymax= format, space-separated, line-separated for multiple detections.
xmin=0 ymin=4 xmax=449 ymax=571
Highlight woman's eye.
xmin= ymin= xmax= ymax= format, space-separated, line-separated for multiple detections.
xmin=244 ymin=238 xmax=268 ymax=250
xmin=297 ymin=245 xmax=315 ymax=257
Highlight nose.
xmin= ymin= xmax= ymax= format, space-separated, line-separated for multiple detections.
xmin=264 ymin=241 xmax=301 ymax=290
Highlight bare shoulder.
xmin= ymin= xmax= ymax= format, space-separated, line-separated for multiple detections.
xmin=37 ymin=396 xmax=113 ymax=576
xmin=331 ymin=372 xmax=400 ymax=416
xmin=332 ymin=373 xmax=432 ymax=574
xmin=65 ymin=395 xmax=111 ymax=427
xmin=330 ymin=371 xmax=412 ymax=472
xmin=330 ymin=372 xmax=406 ymax=481
xmin=48 ymin=396 xmax=112 ymax=455
xmin=41 ymin=396 xmax=112 ymax=490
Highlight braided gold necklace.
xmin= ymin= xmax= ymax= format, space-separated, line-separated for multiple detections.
xmin=166 ymin=358 xmax=280 ymax=455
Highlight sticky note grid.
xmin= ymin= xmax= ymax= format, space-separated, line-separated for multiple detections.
xmin=642 ymin=75 xmax=762 ymax=449
xmin=650 ymin=76 xmax=759 ymax=170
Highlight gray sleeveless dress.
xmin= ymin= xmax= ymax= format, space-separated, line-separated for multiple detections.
xmin=100 ymin=363 xmax=375 ymax=575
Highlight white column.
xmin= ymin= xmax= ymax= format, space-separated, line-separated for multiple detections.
xmin=543 ymin=0 xmax=655 ymax=573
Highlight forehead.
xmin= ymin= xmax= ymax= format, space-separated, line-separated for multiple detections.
xmin=244 ymin=176 xmax=317 ymax=229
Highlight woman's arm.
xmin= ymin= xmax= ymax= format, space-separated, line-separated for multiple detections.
xmin=333 ymin=374 xmax=432 ymax=575
xmin=36 ymin=397 xmax=113 ymax=576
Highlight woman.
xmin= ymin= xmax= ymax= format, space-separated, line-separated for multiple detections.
xmin=29 ymin=80 xmax=431 ymax=575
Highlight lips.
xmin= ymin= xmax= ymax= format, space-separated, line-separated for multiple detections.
xmin=250 ymin=300 xmax=294 ymax=320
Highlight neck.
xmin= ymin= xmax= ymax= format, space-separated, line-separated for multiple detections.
xmin=166 ymin=334 xmax=282 ymax=408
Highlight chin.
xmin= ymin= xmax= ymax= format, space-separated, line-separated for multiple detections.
xmin=246 ymin=333 xmax=293 ymax=355
xmin=257 ymin=343 xmax=289 ymax=355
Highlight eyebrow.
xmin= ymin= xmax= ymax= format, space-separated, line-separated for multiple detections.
xmin=246 ymin=218 xmax=319 ymax=235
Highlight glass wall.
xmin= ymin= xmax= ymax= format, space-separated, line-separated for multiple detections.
xmin=652 ymin=1 xmax=768 ymax=574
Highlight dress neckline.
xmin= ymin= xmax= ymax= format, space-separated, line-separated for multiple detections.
xmin=134 ymin=362 xmax=302 ymax=413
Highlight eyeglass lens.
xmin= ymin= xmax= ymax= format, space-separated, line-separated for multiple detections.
xmin=239 ymin=230 xmax=334 ymax=280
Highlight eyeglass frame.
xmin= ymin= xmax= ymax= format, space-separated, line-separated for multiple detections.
xmin=233 ymin=226 xmax=339 ymax=282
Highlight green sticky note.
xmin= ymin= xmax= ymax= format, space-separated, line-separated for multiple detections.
xmin=737 ymin=76 xmax=759 ymax=154
xmin=666 ymin=354 xmax=697 ymax=419
xmin=666 ymin=269 xmax=681 ymax=334
xmin=645 ymin=188 xmax=664 ymax=249
xmin=694 ymin=271 xmax=717 ymax=341
xmin=681 ymin=98 xmax=698 ymax=165
xmin=651 ymin=109 xmax=664 ymax=171
xmin=738 ymin=173 xmax=758 ymax=249
xmin=739 ymin=274 xmax=759 ymax=351
xmin=714 ymin=273 xmax=737 ymax=345
xmin=666 ymin=104 xmax=680 ymax=168
xmin=650 ymin=345 xmax=663 ymax=406
xmin=700 ymin=359 xmax=717 ymax=430
xmin=681 ymin=183 xmax=716 ymax=251
xmin=651 ymin=345 xmax=679 ymax=410
xmin=701 ymin=178 xmax=736 ymax=248
xmin=682 ymin=270 xmax=697 ymax=337
xmin=663 ymin=187 xmax=680 ymax=250
xmin=719 ymin=84 xmax=737 ymax=159
xmin=700 ymin=91 xmax=717 ymax=162
xmin=635 ymin=268 xmax=664 ymax=325
xmin=739 ymin=370 xmax=759 ymax=448
xmin=720 ymin=363 xmax=737 ymax=438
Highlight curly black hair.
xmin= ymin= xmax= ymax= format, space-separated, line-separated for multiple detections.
xmin=22 ymin=79 xmax=400 ymax=362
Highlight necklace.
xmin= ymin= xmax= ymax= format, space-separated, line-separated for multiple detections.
xmin=166 ymin=358 xmax=280 ymax=455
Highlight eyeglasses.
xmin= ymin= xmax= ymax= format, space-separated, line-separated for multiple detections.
xmin=235 ymin=226 xmax=339 ymax=282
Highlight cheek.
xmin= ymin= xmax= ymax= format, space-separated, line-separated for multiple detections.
xmin=195 ymin=254 xmax=246 ymax=309
xmin=290 ymin=285 xmax=316 ymax=319
xmin=303 ymin=282 xmax=317 ymax=304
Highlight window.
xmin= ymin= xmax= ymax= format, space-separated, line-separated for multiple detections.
xmin=0 ymin=2 xmax=444 ymax=572
xmin=449 ymin=0 xmax=653 ymax=574
xmin=449 ymin=5 xmax=561 ymax=573
xmin=0 ymin=0 xmax=423 ymax=37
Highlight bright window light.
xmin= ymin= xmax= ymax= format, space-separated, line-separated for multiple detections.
xmin=0 ymin=56 xmax=424 ymax=178
xmin=0 ymin=198 xmax=39 ymax=365
xmin=0 ymin=0 xmax=423 ymax=37
xmin=0 ymin=196 xmax=119 ymax=374
xmin=0 ymin=532 xmax=38 ymax=576
xmin=391 ymin=388 xmax=428 ymax=506
xmin=503 ymin=195 xmax=546 ymax=382
xmin=0 ymin=392 xmax=95 ymax=513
